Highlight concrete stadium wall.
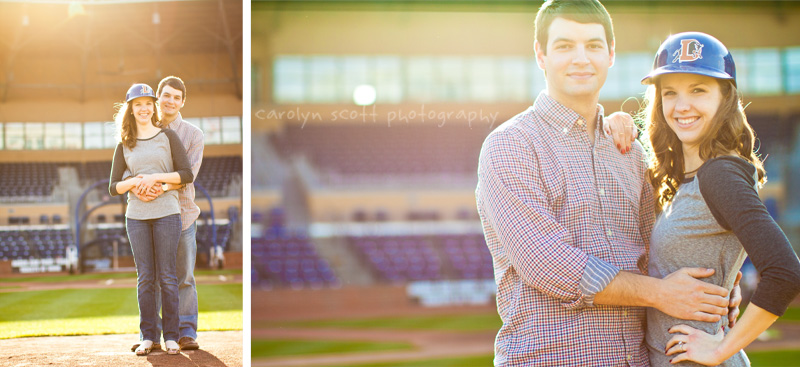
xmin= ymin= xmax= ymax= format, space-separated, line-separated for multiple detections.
xmin=252 ymin=189 xmax=282 ymax=213
xmin=0 ymin=203 xmax=68 ymax=226
xmin=0 ymin=196 xmax=241 ymax=226
xmin=85 ymin=197 xmax=241 ymax=224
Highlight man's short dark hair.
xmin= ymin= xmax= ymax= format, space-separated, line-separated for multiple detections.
xmin=157 ymin=75 xmax=187 ymax=101
xmin=535 ymin=0 xmax=614 ymax=55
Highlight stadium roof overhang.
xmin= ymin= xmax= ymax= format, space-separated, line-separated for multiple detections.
xmin=0 ymin=0 xmax=243 ymax=102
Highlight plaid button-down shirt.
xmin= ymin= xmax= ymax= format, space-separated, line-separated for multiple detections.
xmin=476 ymin=92 xmax=655 ymax=366
xmin=162 ymin=113 xmax=204 ymax=230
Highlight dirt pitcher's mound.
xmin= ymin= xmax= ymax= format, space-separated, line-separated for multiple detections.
xmin=0 ymin=330 xmax=242 ymax=367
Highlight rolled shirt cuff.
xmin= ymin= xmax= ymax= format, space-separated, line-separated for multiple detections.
xmin=579 ymin=256 xmax=620 ymax=307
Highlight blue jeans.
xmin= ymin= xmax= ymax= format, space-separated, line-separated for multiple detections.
xmin=152 ymin=221 xmax=199 ymax=340
xmin=127 ymin=214 xmax=181 ymax=342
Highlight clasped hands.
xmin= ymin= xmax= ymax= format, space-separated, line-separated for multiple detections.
xmin=128 ymin=174 xmax=165 ymax=202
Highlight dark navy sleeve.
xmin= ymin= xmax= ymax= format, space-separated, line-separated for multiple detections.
xmin=109 ymin=143 xmax=127 ymax=196
xmin=164 ymin=129 xmax=194 ymax=184
xmin=698 ymin=156 xmax=800 ymax=316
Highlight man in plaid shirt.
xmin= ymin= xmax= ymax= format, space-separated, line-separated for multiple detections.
xmin=129 ymin=76 xmax=204 ymax=351
xmin=476 ymin=1 xmax=735 ymax=365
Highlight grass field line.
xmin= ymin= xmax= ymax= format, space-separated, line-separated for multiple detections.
xmin=0 ymin=310 xmax=243 ymax=339
xmin=252 ymin=327 xmax=495 ymax=367
xmin=252 ymin=333 xmax=492 ymax=367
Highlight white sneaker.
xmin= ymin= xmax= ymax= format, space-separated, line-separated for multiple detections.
xmin=135 ymin=340 xmax=154 ymax=356
xmin=165 ymin=340 xmax=180 ymax=355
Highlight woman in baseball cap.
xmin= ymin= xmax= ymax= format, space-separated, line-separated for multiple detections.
xmin=108 ymin=83 xmax=194 ymax=356
xmin=638 ymin=32 xmax=800 ymax=366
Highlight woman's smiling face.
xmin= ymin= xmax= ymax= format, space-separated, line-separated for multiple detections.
xmin=131 ymin=97 xmax=155 ymax=125
xmin=659 ymin=73 xmax=723 ymax=150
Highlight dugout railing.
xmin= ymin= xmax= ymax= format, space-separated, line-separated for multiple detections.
xmin=72 ymin=179 xmax=223 ymax=273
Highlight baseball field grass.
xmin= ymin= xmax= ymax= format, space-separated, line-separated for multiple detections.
xmin=0 ymin=273 xmax=242 ymax=339
xmin=252 ymin=342 xmax=800 ymax=367
xmin=321 ymin=350 xmax=800 ymax=367
xmin=747 ymin=349 xmax=800 ymax=366
xmin=251 ymin=339 xmax=414 ymax=359
xmin=254 ymin=307 xmax=800 ymax=367
xmin=261 ymin=313 xmax=501 ymax=331
xmin=327 ymin=355 xmax=493 ymax=367
xmin=781 ymin=306 xmax=800 ymax=322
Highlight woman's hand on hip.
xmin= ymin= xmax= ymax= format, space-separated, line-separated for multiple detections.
xmin=666 ymin=324 xmax=725 ymax=366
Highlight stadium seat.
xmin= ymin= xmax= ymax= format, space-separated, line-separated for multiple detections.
xmin=348 ymin=234 xmax=492 ymax=283
xmin=251 ymin=235 xmax=339 ymax=289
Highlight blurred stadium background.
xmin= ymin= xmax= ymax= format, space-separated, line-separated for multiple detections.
xmin=252 ymin=1 xmax=800 ymax=366
xmin=0 ymin=0 xmax=243 ymax=357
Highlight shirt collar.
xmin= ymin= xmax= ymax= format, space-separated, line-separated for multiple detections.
xmin=160 ymin=112 xmax=183 ymax=130
xmin=532 ymin=91 xmax=605 ymax=136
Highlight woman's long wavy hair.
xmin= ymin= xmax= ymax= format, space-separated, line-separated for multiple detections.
xmin=641 ymin=77 xmax=765 ymax=211
xmin=114 ymin=97 xmax=160 ymax=150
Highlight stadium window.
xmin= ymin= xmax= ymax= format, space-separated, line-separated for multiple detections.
xmin=625 ymin=52 xmax=652 ymax=100
xmin=747 ymin=49 xmax=782 ymax=96
xmin=601 ymin=52 xmax=650 ymax=101
xmin=5 ymin=123 xmax=23 ymax=150
xmin=64 ymin=123 xmax=82 ymax=149
xmin=374 ymin=56 xmax=403 ymax=104
xmin=601 ymin=53 xmax=625 ymax=100
xmin=730 ymin=49 xmax=750 ymax=94
xmin=498 ymin=57 xmax=528 ymax=102
xmin=308 ymin=56 xmax=339 ymax=103
xmin=529 ymin=59 xmax=546 ymax=99
xmin=784 ymin=47 xmax=800 ymax=94
xmin=44 ymin=123 xmax=64 ymax=150
xmin=202 ymin=117 xmax=222 ymax=145
xmin=469 ymin=57 xmax=498 ymax=102
xmin=103 ymin=122 xmax=117 ymax=148
xmin=25 ymin=123 xmax=44 ymax=150
xmin=84 ymin=122 xmax=104 ymax=149
xmin=407 ymin=57 xmax=436 ymax=102
xmin=342 ymin=57 xmax=372 ymax=103
xmin=221 ymin=116 xmax=242 ymax=144
xmin=273 ymin=55 xmax=305 ymax=104
xmin=437 ymin=57 xmax=467 ymax=102
xmin=252 ymin=61 xmax=261 ymax=104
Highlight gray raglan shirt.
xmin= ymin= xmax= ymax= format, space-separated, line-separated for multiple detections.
xmin=646 ymin=156 xmax=800 ymax=366
xmin=109 ymin=129 xmax=193 ymax=221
